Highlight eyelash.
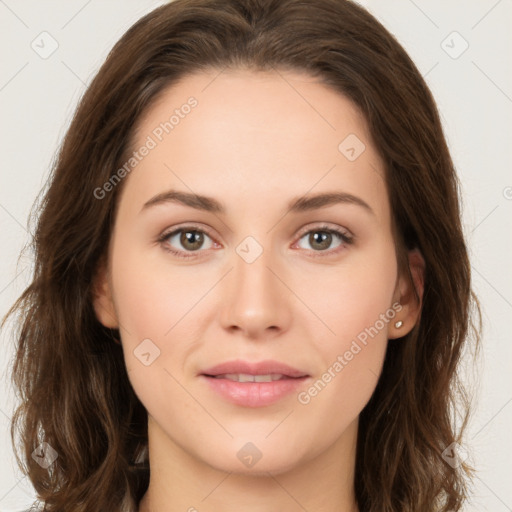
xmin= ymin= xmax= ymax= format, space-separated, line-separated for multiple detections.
xmin=157 ymin=223 xmax=354 ymax=259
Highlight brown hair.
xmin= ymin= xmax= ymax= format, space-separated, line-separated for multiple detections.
xmin=3 ymin=0 xmax=481 ymax=510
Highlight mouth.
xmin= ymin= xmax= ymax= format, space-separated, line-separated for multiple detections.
xmin=202 ymin=373 xmax=306 ymax=382
xmin=198 ymin=359 xmax=310 ymax=407
xmin=199 ymin=373 xmax=310 ymax=407
xmin=200 ymin=359 xmax=310 ymax=380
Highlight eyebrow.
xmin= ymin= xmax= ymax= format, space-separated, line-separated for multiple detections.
xmin=141 ymin=189 xmax=375 ymax=216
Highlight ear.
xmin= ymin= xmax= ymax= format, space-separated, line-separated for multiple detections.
xmin=389 ymin=248 xmax=425 ymax=339
xmin=91 ymin=258 xmax=119 ymax=329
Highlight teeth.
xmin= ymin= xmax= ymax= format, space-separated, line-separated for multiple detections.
xmin=213 ymin=373 xmax=285 ymax=382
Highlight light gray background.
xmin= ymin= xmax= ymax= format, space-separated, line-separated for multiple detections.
xmin=0 ymin=1 xmax=511 ymax=510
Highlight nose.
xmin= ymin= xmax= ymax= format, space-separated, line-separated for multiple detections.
xmin=219 ymin=239 xmax=292 ymax=339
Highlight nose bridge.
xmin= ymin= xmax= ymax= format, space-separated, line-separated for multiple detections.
xmin=233 ymin=233 xmax=278 ymax=302
xmin=220 ymin=233 xmax=289 ymax=334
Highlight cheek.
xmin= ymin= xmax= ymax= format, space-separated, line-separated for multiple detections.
xmin=110 ymin=248 xmax=205 ymax=419
xmin=296 ymin=305 xmax=390 ymax=439
xmin=306 ymin=239 xmax=398 ymax=344
xmin=108 ymin=240 xmax=206 ymax=394
xmin=298 ymin=242 xmax=397 ymax=416
xmin=111 ymin=242 xmax=205 ymax=339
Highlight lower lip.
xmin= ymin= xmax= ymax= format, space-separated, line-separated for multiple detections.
xmin=200 ymin=375 xmax=310 ymax=407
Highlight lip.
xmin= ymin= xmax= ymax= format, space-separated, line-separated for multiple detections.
xmin=200 ymin=375 xmax=310 ymax=407
xmin=200 ymin=359 xmax=309 ymax=378
xmin=199 ymin=359 xmax=311 ymax=408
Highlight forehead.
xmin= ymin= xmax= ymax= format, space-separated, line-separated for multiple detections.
xmin=121 ymin=68 xmax=388 ymax=223
xmin=135 ymin=68 xmax=372 ymax=154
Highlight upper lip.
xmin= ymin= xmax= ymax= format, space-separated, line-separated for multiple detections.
xmin=200 ymin=359 xmax=309 ymax=378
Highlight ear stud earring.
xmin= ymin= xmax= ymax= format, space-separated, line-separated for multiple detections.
xmin=394 ymin=320 xmax=403 ymax=328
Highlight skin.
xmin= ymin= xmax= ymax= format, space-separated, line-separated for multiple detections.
xmin=93 ymin=69 xmax=425 ymax=512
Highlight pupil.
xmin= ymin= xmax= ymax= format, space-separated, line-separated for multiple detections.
xmin=311 ymin=231 xmax=331 ymax=250
xmin=182 ymin=230 xmax=203 ymax=250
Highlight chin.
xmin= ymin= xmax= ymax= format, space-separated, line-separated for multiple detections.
xmin=203 ymin=441 xmax=306 ymax=476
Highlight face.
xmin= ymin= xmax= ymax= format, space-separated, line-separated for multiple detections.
xmin=93 ymin=69 xmax=423 ymax=476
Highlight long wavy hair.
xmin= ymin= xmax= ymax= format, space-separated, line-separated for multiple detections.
xmin=3 ymin=0 xmax=481 ymax=510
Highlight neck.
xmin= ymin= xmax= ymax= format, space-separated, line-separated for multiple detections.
xmin=138 ymin=416 xmax=360 ymax=512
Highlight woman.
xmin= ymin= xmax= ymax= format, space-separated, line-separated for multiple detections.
xmin=4 ymin=0 xmax=481 ymax=510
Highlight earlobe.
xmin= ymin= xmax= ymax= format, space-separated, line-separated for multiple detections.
xmin=389 ymin=248 xmax=426 ymax=339
xmin=91 ymin=260 xmax=119 ymax=329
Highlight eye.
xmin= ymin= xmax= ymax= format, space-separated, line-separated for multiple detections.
xmin=158 ymin=225 xmax=216 ymax=259
xmin=158 ymin=223 xmax=353 ymax=259
xmin=294 ymin=224 xmax=353 ymax=257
